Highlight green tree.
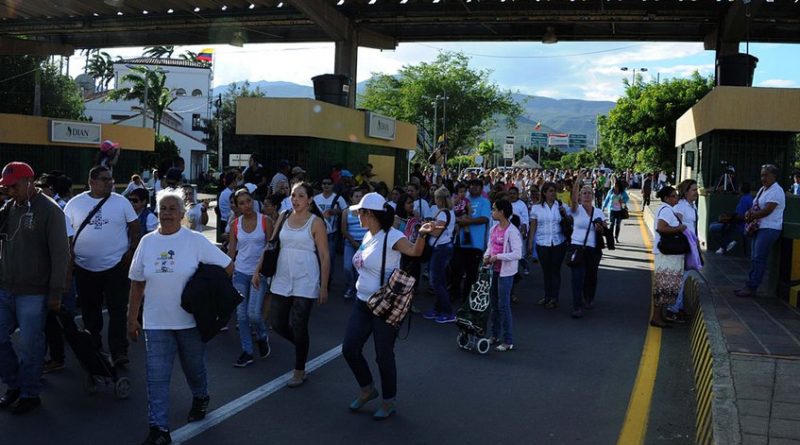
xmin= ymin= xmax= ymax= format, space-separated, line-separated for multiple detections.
xmin=86 ymin=51 xmax=117 ymax=91
xmin=477 ymin=139 xmax=501 ymax=168
xmin=598 ymin=72 xmax=713 ymax=172
xmin=142 ymin=135 xmax=180 ymax=170
xmin=208 ymin=82 xmax=268 ymax=166
xmin=104 ymin=66 xmax=177 ymax=135
xmin=359 ymin=52 xmax=522 ymax=162
xmin=446 ymin=155 xmax=475 ymax=171
xmin=0 ymin=56 xmax=85 ymax=119
xmin=143 ymin=46 xmax=175 ymax=59
xmin=559 ymin=149 xmax=598 ymax=170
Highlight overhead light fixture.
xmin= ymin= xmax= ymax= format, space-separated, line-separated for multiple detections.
xmin=221 ymin=5 xmax=227 ymax=10
xmin=117 ymin=11 xmax=124 ymax=15
xmin=104 ymin=0 xmax=124 ymax=6
xmin=277 ymin=2 xmax=283 ymax=7
xmin=249 ymin=3 xmax=256 ymax=9
xmin=142 ymin=10 xmax=148 ymax=14
xmin=230 ymin=31 xmax=246 ymax=47
xmin=193 ymin=7 xmax=201 ymax=12
xmin=167 ymin=8 xmax=174 ymax=13
xmin=542 ymin=26 xmax=557 ymax=44
xmin=92 ymin=12 xmax=100 ymax=16
xmin=368 ymin=0 xmax=376 ymax=4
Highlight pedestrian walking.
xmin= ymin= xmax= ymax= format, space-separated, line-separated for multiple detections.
xmin=603 ymin=180 xmax=629 ymax=243
xmin=128 ymin=189 xmax=233 ymax=445
xmin=342 ymin=188 xmax=368 ymax=299
xmin=128 ymin=188 xmax=158 ymax=237
xmin=449 ymin=179 xmax=491 ymax=303
xmin=642 ymin=174 xmax=653 ymax=207
xmin=314 ymin=179 xmax=347 ymax=286
xmin=568 ymin=175 xmax=606 ymax=318
xmin=651 ymin=186 xmax=687 ymax=327
xmin=422 ymin=187 xmax=457 ymax=324
xmin=735 ymin=164 xmax=786 ymax=298
xmin=529 ymin=182 xmax=568 ymax=309
xmin=254 ymin=182 xmax=329 ymax=388
xmin=0 ymin=162 xmax=70 ymax=414
xmin=342 ymin=192 xmax=430 ymax=420
xmin=228 ymin=189 xmax=272 ymax=368
xmin=64 ymin=165 xmax=140 ymax=366
xmin=484 ymin=199 xmax=522 ymax=351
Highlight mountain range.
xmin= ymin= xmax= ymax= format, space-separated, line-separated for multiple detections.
xmin=213 ymin=80 xmax=615 ymax=151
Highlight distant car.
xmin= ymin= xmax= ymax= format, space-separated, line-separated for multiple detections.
xmin=463 ymin=167 xmax=485 ymax=176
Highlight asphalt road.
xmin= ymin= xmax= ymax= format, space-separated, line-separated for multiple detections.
xmin=0 ymin=209 xmax=695 ymax=445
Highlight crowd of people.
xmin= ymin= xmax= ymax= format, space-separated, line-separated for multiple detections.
xmin=0 ymin=151 xmax=794 ymax=444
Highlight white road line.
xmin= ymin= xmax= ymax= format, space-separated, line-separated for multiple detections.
xmin=171 ymin=344 xmax=343 ymax=445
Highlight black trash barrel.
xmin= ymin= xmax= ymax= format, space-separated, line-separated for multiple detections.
xmin=716 ymin=53 xmax=758 ymax=87
xmin=311 ymin=74 xmax=351 ymax=106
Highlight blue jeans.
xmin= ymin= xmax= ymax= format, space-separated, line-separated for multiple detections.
xmin=342 ymin=300 xmax=398 ymax=401
xmin=144 ymin=328 xmax=208 ymax=431
xmin=0 ymin=291 xmax=47 ymax=398
xmin=570 ymin=247 xmax=602 ymax=310
xmin=746 ymin=228 xmax=782 ymax=291
xmin=429 ymin=243 xmax=454 ymax=315
xmin=343 ymin=241 xmax=360 ymax=297
xmin=490 ymin=273 xmax=514 ymax=344
xmin=232 ymin=271 xmax=268 ymax=355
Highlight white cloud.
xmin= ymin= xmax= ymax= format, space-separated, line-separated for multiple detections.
xmin=592 ymin=42 xmax=706 ymax=67
xmin=758 ymin=79 xmax=796 ymax=88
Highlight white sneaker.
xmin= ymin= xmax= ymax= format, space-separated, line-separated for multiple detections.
xmin=726 ymin=240 xmax=737 ymax=252
xmin=715 ymin=247 xmax=725 ymax=255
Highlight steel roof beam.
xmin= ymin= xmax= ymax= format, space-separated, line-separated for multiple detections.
xmin=289 ymin=0 xmax=396 ymax=50
xmin=0 ymin=36 xmax=74 ymax=56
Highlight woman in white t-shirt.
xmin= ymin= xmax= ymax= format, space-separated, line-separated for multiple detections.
xmin=342 ymin=192 xmax=431 ymax=420
xmin=228 ymin=189 xmax=273 ymax=368
xmin=127 ymin=189 xmax=232 ymax=445
xmin=568 ymin=175 xmax=608 ymax=319
xmin=667 ymin=179 xmax=699 ymax=322
xmin=423 ymin=186 xmax=458 ymax=323
xmin=736 ymin=164 xmax=786 ymax=298
xmin=651 ymin=186 xmax=687 ymax=328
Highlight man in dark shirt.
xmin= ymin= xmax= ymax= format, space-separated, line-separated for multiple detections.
xmin=0 ymin=162 xmax=69 ymax=414
xmin=642 ymin=173 xmax=653 ymax=207
xmin=243 ymin=154 xmax=267 ymax=200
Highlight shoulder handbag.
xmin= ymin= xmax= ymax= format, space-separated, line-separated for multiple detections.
xmin=71 ymin=195 xmax=111 ymax=257
xmin=260 ymin=210 xmax=291 ymax=277
xmin=744 ymin=187 xmax=765 ymax=237
xmin=419 ymin=209 xmax=451 ymax=263
xmin=656 ymin=207 xmax=691 ymax=255
xmin=620 ymin=203 xmax=630 ymax=220
xmin=367 ymin=231 xmax=417 ymax=328
xmin=566 ymin=207 xmax=593 ymax=268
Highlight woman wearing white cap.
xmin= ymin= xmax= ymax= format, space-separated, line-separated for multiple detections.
xmin=342 ymin=192 xmax=433 ymax=420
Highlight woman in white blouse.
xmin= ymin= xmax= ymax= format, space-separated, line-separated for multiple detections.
xmin=568 ymin=173 xmax=607 ymax=319
xmin=529 ymin=182 xmax=569 ymax=309
xmin=651 ymin=186 xmax=686 ymax=327
xmin=667 ymin=179 xmax=699 ymax=322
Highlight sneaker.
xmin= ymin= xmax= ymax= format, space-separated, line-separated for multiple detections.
xmin=257 ymin=340 xmax=271 ymax=359
xmin=112 ymin=353 xmax=129 ymax=367
xmin=495 ymin=343 xmax=514 ymax=352
xmin=287 ymin=371 xmax=307 ymax=388
xmin=10 ymin=397 xmax=41 ymax=415
xmin=571 ymin=309 xmax=583 ymax=319
xmin=544 ymin=300 xmax=559 ymax=310
xmin=141 ymin=427 xmax=172 ymax=445
xmin=511 ymin=294 xmax=520 ymax=304
xmin=0 ymin=389 xmax=20 ymax=409
xmin=234 ymin=352 xmax=254 ymax=368
xmin=715 ymin=247 xmax=725 ymax=255
xmin=726 ymin=240 xmax=737 ymax=252
xmin=734 ymin=287 xmax=755 ymax=298
xmin=42 ymin=360 xmax=65 ymax=374
xmin=523 ymin=269 xmax=530 ymax=276
xmin=187 ymin=396 xmax=210 ymax=423
xmin=219 ymin=325 xmax=230 ymax=332
xmin=435 ymin=313 xmax=456 ymax=324
xmin=422 ymin=310 xmax=439 ymax=320
xmin=536 ymin=297 xmax=548 ymax=306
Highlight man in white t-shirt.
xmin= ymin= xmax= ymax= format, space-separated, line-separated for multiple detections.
xmin=63 ymin=166 xmax=140 ymax=366
xmin=314 ymin=179 xmax=347 ymax=284
xmin=736 ymin=164 xmax=786 ymax=298
xmin=406 ymin=182 xmax=431 ymax=219
xmin=507 ymin=187 xmax=531 ymax=274
xmin=269 ymin=160 xmax=291 ymax=195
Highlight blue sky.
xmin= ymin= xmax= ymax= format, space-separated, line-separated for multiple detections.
xmin=76 ymin=41 xmax=800 ymax=102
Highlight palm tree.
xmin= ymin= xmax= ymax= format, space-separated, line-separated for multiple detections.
xmin=86 ymin=52 xmax=117 ymax=91
xmin=104 ymin=66 xmax=176 ymax=135
xmin=143 ymin=46 xmax=175 ymax=59
xmin=179 ymin=50 xmax=198 ymax=62
xmin=81 ymin=48 xmax=99 ymax=73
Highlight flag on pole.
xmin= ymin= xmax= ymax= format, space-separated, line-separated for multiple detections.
xmin=534 ymin=121 xmax=542 ymax=131
xmin=197 ymin=48 xmax=214 ymax=63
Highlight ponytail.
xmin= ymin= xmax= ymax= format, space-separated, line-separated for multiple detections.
xmin=371 ymin=203 xmax=395 ymax=233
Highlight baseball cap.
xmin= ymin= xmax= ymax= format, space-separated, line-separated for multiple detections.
xmin=340 ymin=169 xmax=353 ymax=178
xmin=349 ymin=192 xmax=387 ymax=212
xmin=244 ymin=183 xmax=257 ymax=194
xmin=278 ymin=160 xmax=290 ymax=168
xmin=100 ymin=140 xmax=120 ymax=152
xmin=291 ymin=166 xmax=306 ymax=175
xmin=0 ymin=162 xmax=35 ymax=186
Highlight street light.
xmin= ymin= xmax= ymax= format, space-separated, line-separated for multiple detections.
xmin=125 ymin=64 xmax=169 ymax=128
xmin=620 ymin=67 xmax=648 ymax=84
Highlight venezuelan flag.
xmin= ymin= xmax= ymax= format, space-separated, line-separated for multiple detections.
xmin=197 ymin=48 xmax=214 ymax=63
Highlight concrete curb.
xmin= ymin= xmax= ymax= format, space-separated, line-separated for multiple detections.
xmin=633 ymin=191 xmax=742 ymax=444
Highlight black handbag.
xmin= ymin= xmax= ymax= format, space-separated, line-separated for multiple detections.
xmin=620 ymin=206 xmax=630 ymax=220
xmin=260 ymin=210 xmax=291 ymax=277
xmin=656 ymin=207 xmax=690 ymax=255
xmin=559 ymin=203 xmax=574 ymax=240
xmin=566 ymin=207 xmax=594 ymax=268
xmin=419 ymin=210 xmax=451 ymax=263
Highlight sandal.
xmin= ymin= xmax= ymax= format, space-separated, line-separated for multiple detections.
xmin=664 ymin=312 xmax=688 ymax=324
xmin=649 ymin=320 xmax=672 ymax=329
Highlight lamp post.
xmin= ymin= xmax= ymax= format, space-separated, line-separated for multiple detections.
xmin=620 ymin=66 xmax=648 ymax=84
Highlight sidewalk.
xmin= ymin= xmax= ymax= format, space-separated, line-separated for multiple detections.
xmin=634 ymin=190 xmax=800 ymax=444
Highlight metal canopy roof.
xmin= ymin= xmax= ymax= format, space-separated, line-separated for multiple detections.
xmin=0 ymin=1 xmax=798 ymax=54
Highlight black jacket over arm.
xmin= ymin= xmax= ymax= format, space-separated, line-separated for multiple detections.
xmin=181 ymin=263 xmax=243 ymax=343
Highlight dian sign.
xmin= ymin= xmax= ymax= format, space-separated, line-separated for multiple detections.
xmin=365 ymin=112 xmax=397 ymax=141
xmin=50 ymin=120 xmax=102 ymax=145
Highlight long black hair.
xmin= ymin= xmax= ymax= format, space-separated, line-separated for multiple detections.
xmin=292 ymin=182 xmax=324 ymax=218
xmin=395 ymin=193 xmax=414 ymax=219
xmin=370 ymin=203 xmax=396 ymax=232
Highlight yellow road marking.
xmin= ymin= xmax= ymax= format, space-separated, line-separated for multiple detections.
xmin=616 ymin=196 xmax=662 ymax=445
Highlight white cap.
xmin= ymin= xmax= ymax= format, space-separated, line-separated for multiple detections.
xmin=349 ymin=192 xmax=387 ymax=212
xmin=244 ymin=183 xmax=257 ymax=194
